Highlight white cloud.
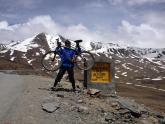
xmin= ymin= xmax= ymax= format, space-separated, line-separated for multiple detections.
xmin=118 ymin=20 xmax=165 ymax=48
xmin=0 ymin=15 xmax=165 ymax=48
xmin=0 ymin=21 xmax=9 ymax=29
xmin=0 ymin=15 xmax=102 ymax=44
xmin=0 ymin=16 xmax=59 ymax=42
xmin=143 ymin=13 xmax=165 ymax=28
xmin=62 ymin=24 xmax=103 ymax=42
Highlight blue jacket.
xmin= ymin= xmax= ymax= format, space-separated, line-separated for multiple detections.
xmin=57 ymin=47 xmax=76 ymax=68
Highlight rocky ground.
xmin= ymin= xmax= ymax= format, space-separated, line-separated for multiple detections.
xmin=117 ymin=82 xmax=165 ymax=113
xmin=1 ymin=70 xmax=165 ymax=124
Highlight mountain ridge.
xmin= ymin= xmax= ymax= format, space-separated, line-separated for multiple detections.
xmin=0 ymin=32 xmax=164 ymax=82
xmin=0 ymin=33 xmax=165 ymax=116
xmin=1 ymin=32 xmax=165 ymax=60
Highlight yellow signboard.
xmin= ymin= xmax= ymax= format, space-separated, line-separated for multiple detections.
xmin=90 ymin=63 xmax=111 ymax=83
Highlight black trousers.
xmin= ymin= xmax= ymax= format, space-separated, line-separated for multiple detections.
xmin=53 ymin=67 xmax=75 ymax=89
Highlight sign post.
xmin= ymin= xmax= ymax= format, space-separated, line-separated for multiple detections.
xmin=87 ymin=56 xmax=115 ymax=94
xmin=84 ymin=65 xmax=88 ymax=88
xmin=91 ymin=63 xmax=112 ymax=83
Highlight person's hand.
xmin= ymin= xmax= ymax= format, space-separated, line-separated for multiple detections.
xmin=72 ymin=57 xmax=76 ymax=63
xmin=56 ymin=39 xmax=61 ymax=47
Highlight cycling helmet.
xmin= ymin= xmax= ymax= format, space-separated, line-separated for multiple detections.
xmin=65 ymin=40 xmax=71 ymax=46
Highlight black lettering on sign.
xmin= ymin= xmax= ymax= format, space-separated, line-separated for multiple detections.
xmin=91 ymin=63 xmax=111 ymax=83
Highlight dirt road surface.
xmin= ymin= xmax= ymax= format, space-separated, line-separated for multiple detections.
xmin=0 ymin=71 xmax=164 ymax=124
xmin=0 ymin=72 xmax=26 ymax=121
xmin=0 ymin=71 xmax=53 ymax=124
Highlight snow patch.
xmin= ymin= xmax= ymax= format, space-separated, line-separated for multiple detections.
xmin=40 ymin=48 xmax=46 ymax=54
xmin=0 ymin=49 xmax=8 ymax=53
xmin=143 ymin=78 xmax=151 ymax=80
xmin=45 ymin=34 xmax=60 ymax=50
xmin=22 ymin=54 xmax=27 ymax=59
xmin=158 ymin=89 xmax=165 ymax=92
xmin=130 ymin=54 xmax=139 ymax=58
xmin=91 ymin=52 xmax=100 ymax=56
xmin=135 ymin=84 xmax=157 ymax=90
xmin=28 ymin=59 xmax=34 ymax=65
xmin=134 ymin=84 xmax=165 ymax=92
xmin=146 ymin=58 xmax=162 ymax=66
xmin=159 ymin=66 xmax=165 ymax=69
xmin=115 ymin=75 xmax=119 ymax=79
xmin=10 ymin=50 xmax=14 ymax=56
xmin=7 ymin=36 xmax=39 ymax=52
xmin=126 ymin=82 xmax=132 ymax=85
xmin=36 ymin=52 xmax=40 ymax=56
xmin=122 ymin=63 xmax=133 ymax=71
xmin=115 ymin=60 xmax=121 ymax=63
xmin=10 ymin=57 xmax=15 ymax=61
xmin=152 ymin=77 xmax=162 ymax=81
xmin=136 ymin=79 xmax=142 ymax=80
xmin=121 ymin=72 xmax=127 ymax=76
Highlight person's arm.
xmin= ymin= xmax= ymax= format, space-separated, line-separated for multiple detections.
xmin=55 ymin=47 xmax=62 ymax=54
xmin=75 ymin=47 xmax=81 ymax=55
xmin=71 ymin=50 xmax=76 ymax=63
xmin=77 ymin=47 xmax=81 ymax=53
xmin=55 ymin=39 xmax=62 ymax=53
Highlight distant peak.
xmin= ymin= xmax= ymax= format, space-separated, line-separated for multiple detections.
xmin=35 ymin=32 xmax=46 ymax=38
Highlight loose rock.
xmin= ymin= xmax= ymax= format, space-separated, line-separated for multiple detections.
xmin=77 ymin=99 xmax=83 ymax=103
xmin=117 ymin=98 xmax=147 ymax=117
xmin=105 ymin=113 xmax=114 ymax=122
xmin=87 ymin=88 xmax=101 ymax=97
xmin=160 ymin=117 xmax=165 ymax=124
xmin=56 ymin=93 xmax=64 ymax=98
xmin=77 ymin=105 xmax=89 ymax=114
xmin=140 ymin=117 xmax=159 ymax=124
xmin=42 ymin=102 xmax=60 ymax=113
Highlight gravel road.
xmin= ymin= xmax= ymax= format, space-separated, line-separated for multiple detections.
xmin=0 ymin=72 xmax=26 ymax=122
xmin=0 ymin=71 xmax=53 ymax=124
xmin=0 ymin=71 xmax=164 ymax=124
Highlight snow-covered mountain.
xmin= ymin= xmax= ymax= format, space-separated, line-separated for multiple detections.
xmin=0 ymin=32 xmax=164 ymax=83
xmin=0 ymin=33 xmax=51 ymax=69
xmin=90 ymin=42 xmax=165 ymax=59
xmin=1 ymin=32 xmax=164 ymax=61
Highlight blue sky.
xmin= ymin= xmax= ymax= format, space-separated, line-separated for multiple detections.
xmin=0 ymin=0 xmax=165 ymax=48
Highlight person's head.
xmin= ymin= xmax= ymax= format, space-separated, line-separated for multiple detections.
xmin=65 ymin=40 xmax=71 ymax=48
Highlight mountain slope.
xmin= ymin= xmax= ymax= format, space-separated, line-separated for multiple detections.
xmin=0 ymin=33 xmax=164 ymax=83
xmin=0 ymin=33 xmax=56 ymax=69
xmin=0 ymin=33 xmax=165 ymax=114
xmin=90 ymin=42 xmax=165 ymax=59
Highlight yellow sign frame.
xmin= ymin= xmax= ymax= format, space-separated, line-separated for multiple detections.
xmin=90 ymin=63 xmax=112 ymax=84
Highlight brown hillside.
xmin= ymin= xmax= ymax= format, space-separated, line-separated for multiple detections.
xmin=0 ymin=58 xmax=33 ymax=70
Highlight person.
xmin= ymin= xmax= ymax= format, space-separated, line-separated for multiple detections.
xmin=51 ymin=40 xmax=77 ymax=91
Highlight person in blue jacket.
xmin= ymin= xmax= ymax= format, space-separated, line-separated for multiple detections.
xmin=51 ymin=40 xmax=77 ymax=91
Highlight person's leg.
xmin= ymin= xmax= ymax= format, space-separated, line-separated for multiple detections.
xmin=67 ymin=67 xmax=76 ymax=90
xmin=53 ymin=68 xmax=66 ymax=87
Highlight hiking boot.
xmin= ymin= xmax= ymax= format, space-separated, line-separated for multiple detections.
xmin=71 ymin=88 xmax=76 ymax=92
xmin=50 ymin=86 xmax=57 ymax=91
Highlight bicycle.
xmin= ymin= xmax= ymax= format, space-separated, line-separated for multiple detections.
xmin=41 ymin=39 xmax=95 ymax=71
